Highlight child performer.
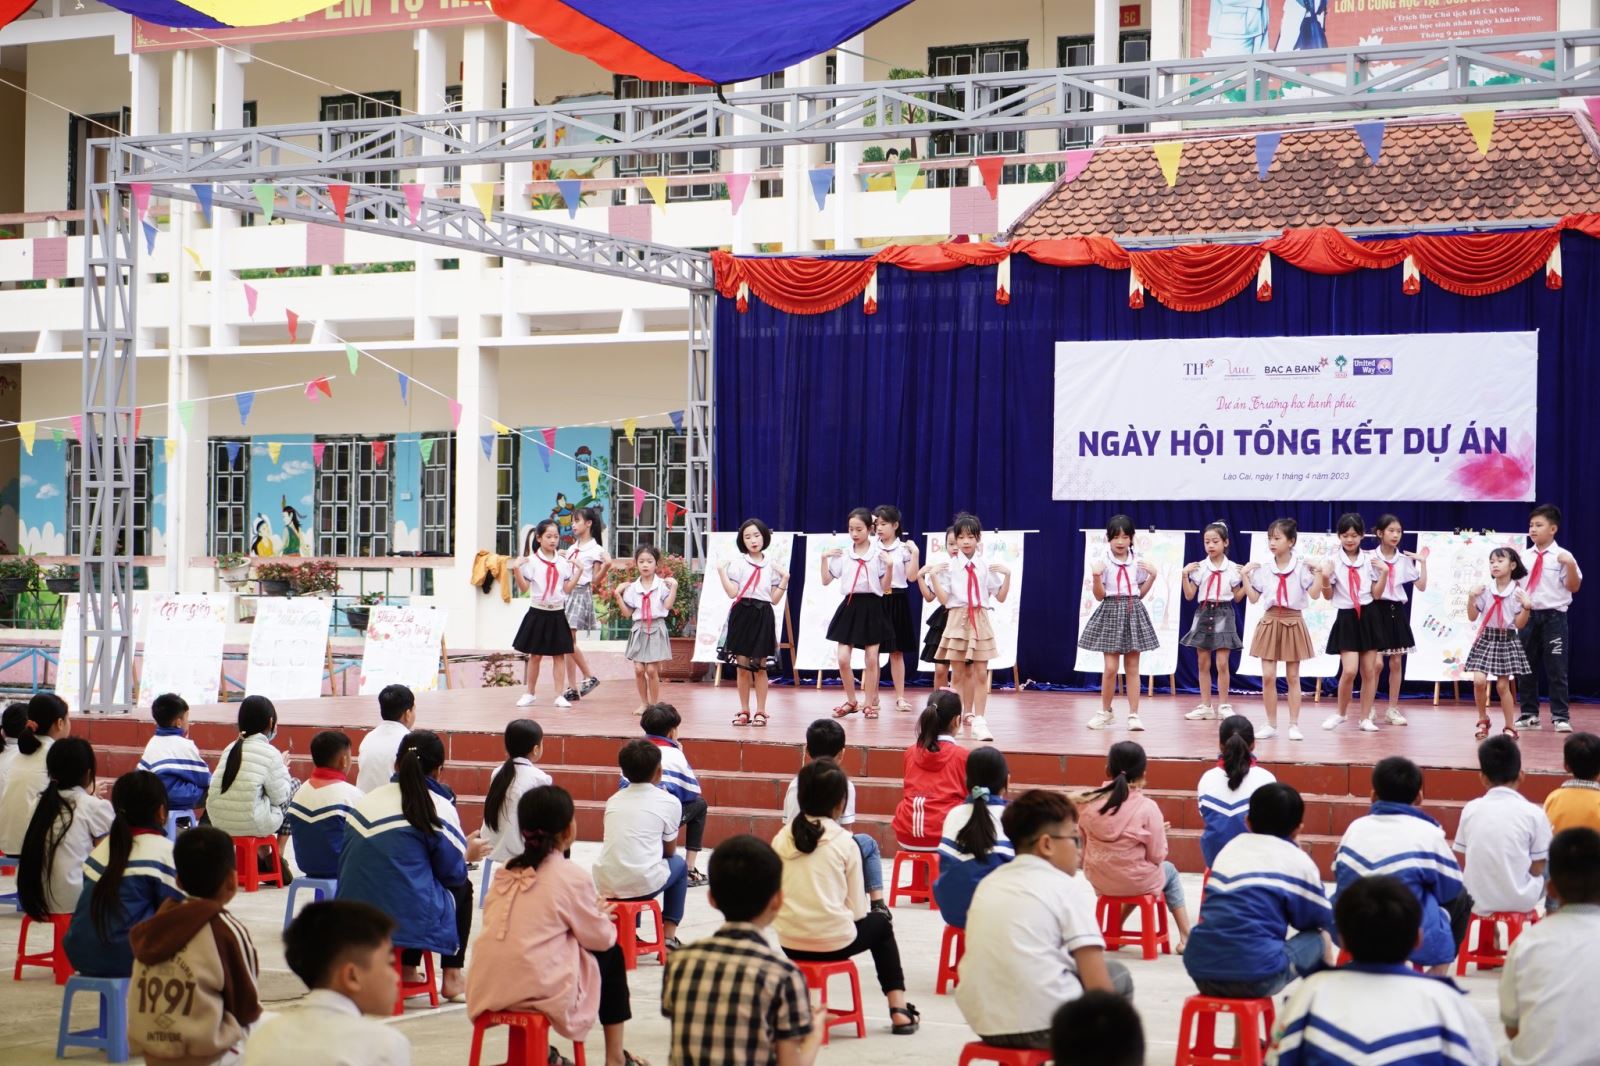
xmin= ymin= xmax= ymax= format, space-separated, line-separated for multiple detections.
xmin=1369 ymin=514 xmax=1425 ymax=727
xmin=1517 ymin=503 xmax=1583 ymax=732
xmin=561 ymin=507 xmax=611 ymax=703
xmin=934 ymin=515 xmax=1012 ymax=742
xmin=1321 ymin=513 xmax=1386 ymax=733
xmin=512 ymin=520 xmax=581 ymax=709
xmin=717 ymin=518 xmax=789 ymax=727
xmin=1242 ymin=518 xmax=1320 ymax=742
xmin=822 ymin=508 xmax=893 ymax=720
xmin=873 ymin=505 xmax=922 ymax=714
xmin=1182 ymin=521 xmax=1245 ymax=722
xmin=919 ymin=528 xmax=957 ymax=692
xmin=1465 ymin=547 xmax=1533 ymax=741
xmin=616 ymin=545 xmax=678 ymax=716
xmin=1080 ymin=515 xmax=1159 ymax=733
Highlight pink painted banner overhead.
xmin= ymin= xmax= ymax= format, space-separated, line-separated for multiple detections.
xmin=132 ymin=0 xmax=499 ymax=52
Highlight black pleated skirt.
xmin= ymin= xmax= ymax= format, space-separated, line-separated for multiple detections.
xmin=826 ymin=596 xmax=893 ymax=649
xmin=719 ymin=597 xmax=777 ymax=661
xmin=512 ymin=606 xmax=575 ymax=656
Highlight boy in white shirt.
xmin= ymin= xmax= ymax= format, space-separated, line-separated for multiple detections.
xmin=355 ymin=685 xmax=414 ymax=795
xmin=1516 ymin=503 xmax=1582 ymax=731
xmin=593 ymin=738 xmax=687 ymax=950
xmin=242 ymin=900 xmax=409 ymax=1066
xmin=955 ymin=789 xmax=1132 ymax=1050
xmin=1454 ymin=736 xmax=1551 ymax=915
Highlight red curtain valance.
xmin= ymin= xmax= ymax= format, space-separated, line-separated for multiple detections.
xmin=714 ymin=219 xmax=1586 ymax=314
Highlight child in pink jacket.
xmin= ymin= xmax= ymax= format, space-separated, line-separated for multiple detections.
xmin=466 ymin=785 xmax=643 ymax=1066
xmin=1076 ymin=741 xmax=1194 ymax=953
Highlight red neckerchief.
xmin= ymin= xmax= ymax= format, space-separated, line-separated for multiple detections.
xmin=735 ymin=560 xmax=764 ymax=600
xmin=309 ymin=767 xmax=349 ymax=784
xmin=1344 ymin=557 xmax=1364 ymax=620
xmin=846 ymin=550 xmax=870 ymax=604
xmin=535 ymin=552 xmax=559 ymax=600
xmin=1527 ymin=548 xmax=1547 ymax=593
xmin=1109 ymin=553 xmax=1134 ymax=596
xmin=1275 ymin=570 xmax=1291 ymax=608
xmin=964 ymin=557 xmax=980 ymax=627
xmin=638 ymin=578 xmax=658 ymax=624
xmin=1477 ymin=583 xmax=1515 ymax=634
xmin=1203 ymin=563 xmax=1224 ymax=603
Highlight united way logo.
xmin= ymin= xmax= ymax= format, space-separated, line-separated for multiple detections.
xmin=1353 ymin=357 xmax=1393 ymax=376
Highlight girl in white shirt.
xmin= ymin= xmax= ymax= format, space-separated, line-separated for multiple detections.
xmin=1242 ymin=518 xmax=1324 ymax=741
xmin=560 ymin=507 xmax=611 ymax=704
xmin=1080 ymin=514 xmax=1159 ymax=733
xmin=1320 ymin=512 xmax=1388 ymax=733
xmin=872 ymin=505 xmax=922 ymax=714
xmin=1181 ymin=521 xmax=1247 ymax=722
xmin=616 ymin=545 xmax=679 ymax=715
xmin=716 ymin=518 xmax=790 ymax=727
xmin=0 ymin=702 xmax=29 ymax=801
xmin=934 ymin=517 xmax=1012 ymax=742
xmin=1369 ymin=514 xmax=1427 ymax=728
xmin=821 ymin=508 xmax=893 ymax=720
xmin=1464 ymin=547 xmax=1533 ymax=740
xmin=0 ymin=693 xmax=72 ymax=856
xmin=478 ymin=719 xmax=553 ymax=865
xmin=16 ymin=737 xmax=112 ymax=918
xmin=512 ymin=520 xmax=581 ymax=709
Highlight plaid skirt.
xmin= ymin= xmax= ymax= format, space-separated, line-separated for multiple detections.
xmin=564 ymin=587 xmax=599 ymax=630
xmin=1464 ymin=627 xmax=1531 ymax=677
xmin=626 ymin=618 xmax=672 ymax=664
xmin=1181 ymin=601 xmax=1242 ymax=650
xmin=1078 ymin=595 xmax=1159 ymax=653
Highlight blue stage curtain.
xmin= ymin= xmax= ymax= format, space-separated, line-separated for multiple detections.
xmin=714 ymin=232 xmax=1600 ymax=697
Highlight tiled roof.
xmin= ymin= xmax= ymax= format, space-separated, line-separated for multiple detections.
xmin=1008 ymin=110 xmax=1600 ymax=239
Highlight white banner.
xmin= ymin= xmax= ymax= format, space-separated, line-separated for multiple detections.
xmin=796 ymin=535 xmax=870 ymax=672
xmin=1405 ymin=531 xmax=1526 ymax=682
xmin=358 ymin=605 xmax=448 ymax=695
xmin=917 ymin=531 xmax=1027 ymax=673
xmin=1072 ymin=530 xmax=1186 ymax=676
xmin=57 ymin=594 xmax=144 ymax=712
xmin=692 ymin=531 xmax=797 ymax=663
xmin=1238 ymin=532 xmax=1341 ymax=679
xmin=1053 ymin=333 xmax=1538 ymax=501
xmin=246 ymin=597 xmax=332 ymax=701
xmin=138 ymin=594 xmax=228 ymax=707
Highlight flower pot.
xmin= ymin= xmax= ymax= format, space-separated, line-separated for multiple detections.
xmin=259 ymin=579 xmax=292 ymax=597
xmin=218 ymin=564 xmax=250 ymax=583
xmin=660 ymin=636 xmax=705 ymax=682
xmin=344 ymin=607 xmax=371 ymax=632
xmin=45 ymin=578 xmax=77 ymax=594
xmin=0 ymin=577 xmax=30 ymax=595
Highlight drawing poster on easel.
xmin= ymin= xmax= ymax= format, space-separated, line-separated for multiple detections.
xmin=692 ymin=531 xmax=796 ymax=663
xmin=358 ymin=605 xmax=448 ymax=695
xmin=917 ymin=531 xmax=1028 ymax=673
xmin=138 ymin=594 xmax=228 ymax=707
xmin=57 ymin=593 xmax=144 ymax=712
xmin=246 ymin=597 xmax=333 ymax=701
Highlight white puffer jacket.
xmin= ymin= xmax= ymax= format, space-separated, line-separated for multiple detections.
xmin=205 ymin=733 xmax=292 ymax=837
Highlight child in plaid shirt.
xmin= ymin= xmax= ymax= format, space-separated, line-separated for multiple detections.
xmin=662 ymin=835 xmax=817 ymax=1066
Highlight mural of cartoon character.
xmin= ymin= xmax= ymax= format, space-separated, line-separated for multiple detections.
xmin=550 ymin=492 xmax=576 ymax=548
xmin=280 ymin=497 xmax=305 ymax=557
xmin=251 ymin=513 xmax=275 ymax=557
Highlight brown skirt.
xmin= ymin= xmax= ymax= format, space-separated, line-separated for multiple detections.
xmin=936 ymin=606 xmax=999 ymax=664
xmin=1250 ymin=606 xmax=1314 ymax=663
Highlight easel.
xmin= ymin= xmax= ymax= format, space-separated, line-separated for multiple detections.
xmin=1432 ymin=681 xmax=1463 ymax=705
xmin=438 ymin=637 xmax=453 ymax=690
xmin=713 ymin=600 xmax=797 ymax=686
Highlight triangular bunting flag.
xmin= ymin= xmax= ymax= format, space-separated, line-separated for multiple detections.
xmin=134 ymin=407 xmax=142 ymax=439
xmin=286 ymin=310 xmax=299 ymax=342
xmin=225 ymin=440 xmax=242 ymax=467
xmin=398 ymin=373 xmax=409 ymax=405
xmin=1062 ymin=149 xmax=1093 ymax=183
xmin=345 ymin=344 xmax=359 ymax=374
xmin=253 ymin=183 xmax=275 ymax=222
xmin=305 ymin=378 xmax=323 ymax=401
xmin=419 ymin=436 xmax=435 ymax=463
xmin=491 ymin=420 xmax=510 ymax=435
xmin=311 ymin=318 xmax=335 ymax=347
xmin=471 ymin=182 xmax=495 ymax=223
xmin=51 ymin=427 xmax=65 ymax=446
xmin=178 ymin=400 xmax=194 ymax=432
xmin=1153 ymin=142 xmax=1184 ymax=188
xmin=669 ymin=410 xmax=684 ymax=433
xmin=268 ymin=441 xmax=283 ymax=463
xmin=893 ymin=162 xmax=919 ymax=202
xmin=540 ymin=426 xmax=557 ymax=452
xmin=17 ymin=422 xmax=35 ymax=454
xmin=480 ymin=433 xmax=495 ymax=459
xmin=163 ymin=437 xmax=177 ymax=461
xmin=633 ymin=485 xmax=646 ymax=514
xmin=70 ymin=415 xmax=83 ymax=442
xmin=449 ymin=400 xmax=462 ymax=429
xmin=316 ymin=377 xmax=333 ymax=399
xmin=535 ymin=431 xmax=552 ymax=472
xmin=642 ymin=176 xmax=670 ymax=212
xmin=142 ymin=219 xmax=157 ymax=254
xmin=665 ymin=501 xmax=684 ymax=525
xmin=243 ymin=283 xmax=258 ymax=319
xmin=402 ymin=183 xmax=423 ymax=224
xmin=727 ymin=172 xmax=752 ymax=215
xmin=130 ymin=182 xmax=152 ymax=220
xmin=622 ymin=417 xmax=637 ymax=444
xmin=192 ymin=183 xmax=213 ymax=223
xmin=974 ymin=157 xmax=1004 ymax=199
xmin=1355 ymin=121 xmax=1385 ymax=164
xmin=808 ymin=168 xmax=834 ymax=210
xmin=329 ymin=183 xmax=351 ymax=222
xmin=1462 ymin=109 xmax=1495 ymax=155
xmin=183 ymin=247 xmax=203 ymax=269
xmin=236 ymin=391 xmax=255 ymax=426
xmin=312 ymin=441 xmax=326 ymax=466
xmin=1255 ymin=132 xmax=1282 ymax=181
xmin=371 ymin=439 xmax=387 ymax=465
xmin=587 ymin=465 xmax=601 ymax=498
xmin=556 ymin=179 xmax=582 ymax=219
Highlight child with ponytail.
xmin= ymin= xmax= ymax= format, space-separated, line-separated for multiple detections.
xmin=0 ymin=701 xmax=35 ymax=800
xmin=512 ymin=519 xmax=582 ymax=709
xmin=17 ymin=738 xmax=110 ymax=921
xmin=561 ymin=506 xmax=612 ymax=703
xmin=63 ymin=770 xmax=181 ymax=976
xmin=338 ymin=730 xmax=490 ymax=1000
xmin=0 ymin=693 xmax=72 ymax=855
xmin=933 ymin=746 xmax=1013 ymax=929
xmin=206 ymin=696 xmax=294 ymax=877
xmin=468 ymin=785 xmax=643 ymax=1066
xmin=1076 ymin=741 xmax=1193 ymax=952
xmin=478 ymin=719 xmax=552 ymax=865
xmin=891 ymin=692 xmax=971 ymax=855
xmin=1196 ymin=716 xmax=1277 ymax=867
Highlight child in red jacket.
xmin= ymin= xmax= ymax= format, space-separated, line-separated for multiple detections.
xmin=892 ymin=693 xmax=969 ymax=851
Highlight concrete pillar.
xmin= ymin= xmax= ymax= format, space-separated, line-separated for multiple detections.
xmin=210 ymin=46 xmax=248 ymax=349
xmin=501 ymin=25 xmax=536 ymax=339
xmin=1093 ymin=0 xmax=1122 ymax=142
xmin=129 ymin=52 xmax=160 ymax=135
xmin=729 ymin=77 xmax=760 ymax=254
xmin=412 ymin=28 xmax=447 ymax=343
xmin=781 ymin=57 xmax=826 ymax=251
xmin=832 ymin=37 xmax=864 ymax=251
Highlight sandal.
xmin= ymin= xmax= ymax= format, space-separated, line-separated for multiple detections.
xmin=832 ymin=701 xmax=859 ymax=718
xmin=895 ymin=698 xmax=913 ymax=712
xmin=864 ymin=705 xmax=880 ymax=719
xmin=889 ymin=1003 xmax=921 ymax=1035
xmin=1503 ymin=725 xmax=1520 ymax=741
xmin=751 ymin=711 xmax=768 ymax=727
xmin=731 ymin=711 xmax=752 ymax=726
xmin=623 ymin=1054 xmax=652 ymax=1066
xmin=1474 ymin=717 xmax=1491 ymax=741
xmin=686 ymin=868 xmax=708 ymax=887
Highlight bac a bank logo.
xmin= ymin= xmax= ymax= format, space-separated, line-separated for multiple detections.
xmin=1353 ymin=357 xmax=1393 ymax=376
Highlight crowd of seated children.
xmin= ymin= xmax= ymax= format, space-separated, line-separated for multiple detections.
xmin=594 ymin=738 xmax=688 ymax=951
xmin=932 ymin=745 xmax=1012 ymax=928
xmin=286 ymin=731 xmax=364 ymax=882
xmin=782 ymin=718 xmax=885 ymax=907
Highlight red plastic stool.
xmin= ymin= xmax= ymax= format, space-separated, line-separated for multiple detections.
xmin=469 ymin=1010 xmax=587 ymax=1066
xmin=608 ymin=899 xmax=667 ymax=971
xmin=936 ymin=924 xmax=965 ymax=994
xmin=1096 ymin=893 xmax=1171 ymax=960
xmin=232 ymin=835 xmax=284 ymax=892
xmin=794 ymin=959 xmax=866 ymax=1045
xmin=14 ymin=912 xmax=74 ymax=984
xmin=392 ymin=948 xmax=440 ymax=1014
xmin=888 ymin=850 xmax=939 ymax=909
xmin=1174 ymin=994 xmax=1275 ymax=1066
xmin=1456 ymin=910 xmax=1539 ymax=975
xmin=957 ymin=1043 xmax=1051 ymax=1065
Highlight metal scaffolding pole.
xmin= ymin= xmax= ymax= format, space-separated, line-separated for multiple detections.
xmin=687 ymin=293 xmax=715 ymax=566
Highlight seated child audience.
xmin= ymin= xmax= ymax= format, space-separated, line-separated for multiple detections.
xmin=356 ymin=685 xmax=415 ymax=795
xmin=0 ymin=702 xmax=30 ymax=798
xmin=286 ymin=731 xmax=364 ymax=881
xmin=1197 ymin=715 xmax=1276 ymax=868
xmin=1185 ymin=783 xmax=1335 ymax=997
xmin=129 ymin=825 xmax=262 ymax=1064
xmin=1078 ymin=740 xmax=1193 ymax=952
xmin=1454 ymin=735 xmax=1551 ymax=916
xmin=16 ymin=738 xmax=111 ymax=919
xmin=782 ymin=718 xmax=884 ymax=906
xmin=891 ymin=692 xmax=969 ymax=853
xmin=468 ymin=785 xmax=639 ymax=1066
xmin=1332 ymin=756 xmax=1468 ymax=972
xmin=629 ymin=704 xmax=708 ymax=885
xmin=1545 ymin=732 xmax=1600 ymax=834
xmin=1051 ymin=991 xmax=1146 ymax=1066
xmin=957 ymin=789 xmax=1131 ymax=1050
xmin=242 ymin=900 xmax=411 ymax=1065
xmin=594 ymin=738 xmax=688 ymax=950
xmin=0 ymin=694 xmax=72 ymax=855
xmin=477 ymin=719 xmax=552 ymax=866
xmin=206 ymin=696 xmax=294 ymax=881
xmin=775 ymin=759 xmax=918 ymax=1035
xmin=64 ymin=770 xmax=183 ymax=976
xmin=137 ymin=693 xmax=212 ymax=823
xmin=932 ymin=745 xmax=1012 ymax=928
xmin=664 ymin=834 xmax=818 ymax=1066
xmin=1499 ymin=826 xmax=1600 ymax=1066
xmin=1269 ymin=875 xmax=1497 ymax=1066
xmin=337 ymin=730 xmax=489 ymax=1001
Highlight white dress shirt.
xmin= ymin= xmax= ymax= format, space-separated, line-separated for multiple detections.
xmin=241 ymin=989 xmax=411 ymax=1066
xmin=1453 ymin=785 xmax=1553 ymax=914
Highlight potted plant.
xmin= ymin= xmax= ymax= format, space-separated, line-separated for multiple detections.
xmin=596 ymin=552 xmax=703 ymax=681
xmin=44 ymin=565 xmax=78 ymax=595
xmin=482 ymin=651 xmax=520 ymax=688
xmin=343 ymin=591 xmax=383 ymax=632
xmin=255 ymin=561 xmax=297 ymax=597
xmin=215 ymin=552 xmax=251 ymax=584
xmin=0 ymin=555 xmax=42 ymax=596
xmin=291 ymin=559 xmax=340 ymax=598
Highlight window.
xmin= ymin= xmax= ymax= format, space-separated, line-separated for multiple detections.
xmin=758 ymin=71 xmax=786 ymax=199
xmin=1057 ymin=36 xmax=1094 ymax=150
xmin=65 ymin=438 xmax=152 ymax=555
xmin=926 ymin=42 xmax=1028 ymax=189
xmin=494 ymin=433 xmax=520 ymax=556
xmin=611 ymin=429 xmax=689 ymax=559
xmin=314 ymin=436 xmax=393 ymax=557
xmin=320 ymin=91 xmax=403 ymax=202
xmin=1118 ymin=32 xmax=1152 ymax=134
xmin=612 ymin=77 xmax=718 ymax=202
xmin=420 ymin=434 xmax=454 ymax=555
xmin=208 ymin=438 xmax=250 ymax=556
xmin=66 ymin=109 xmax=129 ymax=233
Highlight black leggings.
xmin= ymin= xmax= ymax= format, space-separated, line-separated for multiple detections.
xmin=402 ymin=880 xmax=475 ymax=970
xmin=680 ymin=797 xmax=708 ymax=853
xmin=594 ymin=944 xmax=631 ymax=1026
xmin=784 ymin=911 xmax=905 ymax=995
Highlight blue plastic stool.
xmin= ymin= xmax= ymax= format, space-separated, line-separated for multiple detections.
xmin=479 ymin=859 xmax=495 ymax=909
xmin=56 ymin=975 xmax=130 ymax=1062
xmin=164 ymin=809 xmax=196 ymax=840
xmin=282 ymin=877 xmax=338 ymax=929
xmin=0 ymin=854 xmax=20 ymax=912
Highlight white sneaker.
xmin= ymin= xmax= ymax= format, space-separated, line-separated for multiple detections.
xmin=1184 ymin=704 xmax=1216 ymax=721
xmin=1127 ymin=714 xmax=1146 ymax=732
xmin=553 ymin=695 xmax=572 ymax=708
xmin=970 ymin=715 xmax=994 ymax=742
xmin=1555 ymin=720 xmax=1574 ymax=733
xmin=1288 ymin=725 xmax=1305 ymax=741
xmin=1385 ymin=707 xmax=1408 ymax=726
xmin=516 ymin=693 xmax=537 ymax=707
xmin=1217 ymin=703 xmax=1234 ymax=716
xmin=1086 ymin=709 xmax=1115 ymax=730
xmin=1359 ymin=716 xmax=1381 ymax=733
xmin=1256 ymin=725 xmax=1278 ymax=740
xmin=1322 ymin=714 xmax=1346 ymax=731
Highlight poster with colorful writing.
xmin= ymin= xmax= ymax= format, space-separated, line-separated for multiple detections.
xmin=795 ymin=534 xmax=867 ymax=672
xmin=57 ymin=594 xmax=144 ymax=712
xmin=246 ymin=597 xmax=332 ymax=701
xmin=1238 ymin=531 xmax=1342 ymax=679
xmin=917 ymin=531 xmax=1028 ymax=674
xmin=1072 ymin=530 xmax=1186 ymax=677
xmin=358 ymin=605 xmax=448 ymax=694
xmin=1187 ymin=0 xmax=1554 ymax=56
xmin=692 ymin=531 xmax=797 ymax=664
xmin=1405 ymin=530 xmax=1524 ymax=681
xmin=138 ymin=594 xmax=229 ymax=707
